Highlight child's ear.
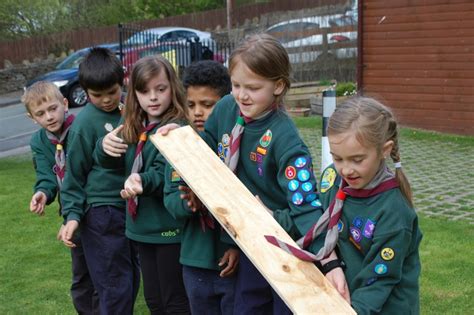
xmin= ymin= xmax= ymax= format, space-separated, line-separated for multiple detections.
xmin=63 ymin=98 xmax=69 ymax=112
xmin=26 ymin=112 xmax=37 ymax=123
xmin=273 ymin=79 xmax=285 ymax=96
xmin=382 ymin=140 xmax=394 ymax=159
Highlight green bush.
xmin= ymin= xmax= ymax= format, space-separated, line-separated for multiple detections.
xmin=336 ymin=82 xmax=356 ymax=97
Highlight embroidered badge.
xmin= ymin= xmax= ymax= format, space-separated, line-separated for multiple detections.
xmin=104 ymin=123 xmax=113 ymax=132
xmin=353 ymin=217 xmax=364 ymax=229
xmin=288 ymin=180 xmax=299 ymax=192
xmin=337 ymin=220 xmax=344 ymax=232
xmin=285 ymin=166 xmax=296 ymax=179
xmin=374 ymin=263 xmax=388 ymax=275
xmin=222 ymin=134 xmax=230 ymax=146
xmin=381 ymin=248 xmax=395 ymax=261
xmin=223 ymin=147 xmax=229 ymax=158
xmin=320 ymin=168 xmax=336 ymax=193
xmin=363 ymin=219 xmax=376 ymax=239
xmin=305 ymin=193 xmax=317 ymax=203
xmin=311 ymin=199 xmax=322 ymax=207
xmin=294 ymin=156 xmax=308 ymax=168
xmin=349 ymin=236 xmax=362 ymax=251
xmin=250 ymin=152 xmax=257 ymax=161
xmin=259 ymin=130 xmax=272 ymax=148
xmin=292 ymin=192 xmax=304 ymax=205
xmin=256 ymin=147 xmax=267 ymax=155
xmin=350 ymin=227 xmax=362 ymax=243
xmin=256 ymin=153 xmax=263 ymax=163
xmin=171 ymin=171 xmax=181 ymax=182
xmin=257 ymin=166 xmax=263 ymax=176
xmin=297 ymin=169 xmax=310 ymax=182
xmin=301 ymin=182 xmax=313 ymax=192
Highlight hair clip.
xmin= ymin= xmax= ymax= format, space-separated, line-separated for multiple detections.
xmin=394 ymin=162 xmax=402 ymax=169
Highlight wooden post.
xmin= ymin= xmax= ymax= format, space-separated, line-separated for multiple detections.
xmin=150 ymin=126 xmax=355 ymax=314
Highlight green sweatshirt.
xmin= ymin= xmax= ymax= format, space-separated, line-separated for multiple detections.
xmin=30 ymin=128 xmax=65 ymax=205
xmin=202 ymin=94 xmax=323 ymax=239
xmin=61 ymin=103 xmax=125 ymax=222
xmin=94 ymin=121 xmax=183 ymax=244
xmin=164 ymin=163 xmax=235 ymax=270
xmin=313 ymin=165 xmax=422 ymax=315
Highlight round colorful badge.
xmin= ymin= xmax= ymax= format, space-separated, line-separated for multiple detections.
xmin=294 ymin=156 xmax=307 ymax=168
xmin=350 ymin=227 xmax=362 ymax=243
xmin=288 ymin=180 xmax=299 ymax=192
xmin=259 ymin=130 xmax=272 ymax=148
xmin=311 ymin=199 xmax=322 ymax=207
xmin=337 ymin=220 xmax=344 ymax=232
xmin=305 ymin=193 xmax=317 ymax=203
xmin=301 ymin=182 xmax=313 ymax=192
xmin=297 ymin=169 xmax=310 ymax=182
xmin=374 ymin=263 xmax=388 ymax=275
xmin=292 ymin=192 xmax=304 ymax=205
xmin=285 ymin=166 xmax=296 ymax=180
xmin=217 ymin=143 xmax=223 ymax=155
xmin=381 ymin=248 xmax=395 ymax=261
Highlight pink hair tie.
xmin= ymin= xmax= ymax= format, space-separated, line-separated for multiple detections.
xmin=394 ymin=162 xmax=402 ymax=169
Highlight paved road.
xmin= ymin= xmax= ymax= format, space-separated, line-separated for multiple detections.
xmin=0 ymin=100 xmax=82 ymax=158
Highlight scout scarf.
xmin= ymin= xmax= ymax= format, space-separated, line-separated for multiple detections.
xmin=46 ymin=114 xmax=75 ymax=188
xmin=127 ymin=121 xmax=159 ymax=220
xmin=225 ymin=106 xmax=275 ymax=172
xmin=265 ymin=163 xmax=399 ymax=261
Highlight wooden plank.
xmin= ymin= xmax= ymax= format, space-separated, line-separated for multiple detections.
xmin=363 ymin=69 xmax=474 ymax=79
xmin=364 ymin=61 xmax=474 ymax=71
xmin=363 ymin=76 xmax=474 ymax=87
xmin=150 ymin=126 xmax=355 ymax=314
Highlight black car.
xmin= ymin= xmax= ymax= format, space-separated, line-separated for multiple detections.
xmin=25 ymin=43 xmax=120 ymax=107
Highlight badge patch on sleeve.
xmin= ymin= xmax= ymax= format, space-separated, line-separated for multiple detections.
xmin=171 ymin=170 xmax=181 ymax=182
xmin=259 ymin=129 xmax=272 ymax=148
xmin=320 ymin=168 xmax=336 ymax=193
xmin=381 ymin=248 xmax=395 ymax=261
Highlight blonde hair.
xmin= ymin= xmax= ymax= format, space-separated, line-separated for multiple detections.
xmin=328 ymin=97 xmax=413 ymax=207
xmin=22 ymin=81 xmax=64 ymax=114
xmin=228 ymin=33 xmax=291 ymax=107
xmin=122 ymin=55 xmax=188 ymax=143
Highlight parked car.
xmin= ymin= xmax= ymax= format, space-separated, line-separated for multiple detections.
xmin=266 ymin=11 xmax=357 ymax=63
xmin=125 ymin=26 xmax=214 ymax=47
xmin=24 ymin=43 xmax=120 ymax=107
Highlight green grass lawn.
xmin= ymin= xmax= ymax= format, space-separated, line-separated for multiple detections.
xmin=0 ymin=118 xmax=473 ymax=314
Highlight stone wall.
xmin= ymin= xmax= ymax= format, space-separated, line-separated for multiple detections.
xmin=0 ymin=57 xmax=60 ymax=93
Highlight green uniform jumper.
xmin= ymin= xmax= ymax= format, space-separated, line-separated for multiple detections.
xmin=60 ymin=102 xmax=138 ymax=314
xmin=94 ymin=120 xmax=183 ymax=244
xmin=201 ymin=95 xmax=324 ymax=313
xmin=314 ymin=165 xmax=422 ymax=315
xmin=30 ymin=128 xmax=64 ymax=205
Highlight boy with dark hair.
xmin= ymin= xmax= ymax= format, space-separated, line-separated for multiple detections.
xmin=59 ymin=47 xmax=139 ymax=314
xmin=23 ymin=81 xmax=99 ymax=314
xmin=182 ymin=60 xmax=231 ymax=131
xmin=164 ymin=60 xmax=239 ymax=314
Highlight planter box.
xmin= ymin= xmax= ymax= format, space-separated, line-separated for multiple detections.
xmin=287 ymin=107 xmax=311 ymax=117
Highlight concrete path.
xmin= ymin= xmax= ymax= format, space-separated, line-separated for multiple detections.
xmin=300 ymin=129 xmax=474 ymax=225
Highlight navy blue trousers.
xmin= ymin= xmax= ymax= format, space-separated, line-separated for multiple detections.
xmin=70 ymin=233 xmax=100 ymax=314
xmin=182 ymin=265 xmax=236 ymax=315
xmin=233 ymin=252 xmax=292 ymax=315
xmin=136 ymin=242 xmax=190 ymax=315
xmin=81 ymin=205 xmax=140 ymax=315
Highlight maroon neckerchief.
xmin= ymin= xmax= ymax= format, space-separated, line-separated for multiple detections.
xmin=127 ymin=121 xmax=159 ymax=221
xmin=265 ymin=166 xmax=399 ymax=262
xmin=46 ymin=114 xmax=75 ymax=188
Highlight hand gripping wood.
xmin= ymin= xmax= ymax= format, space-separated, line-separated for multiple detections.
xmin=150 ymin=126 xmax=355 ymax=314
